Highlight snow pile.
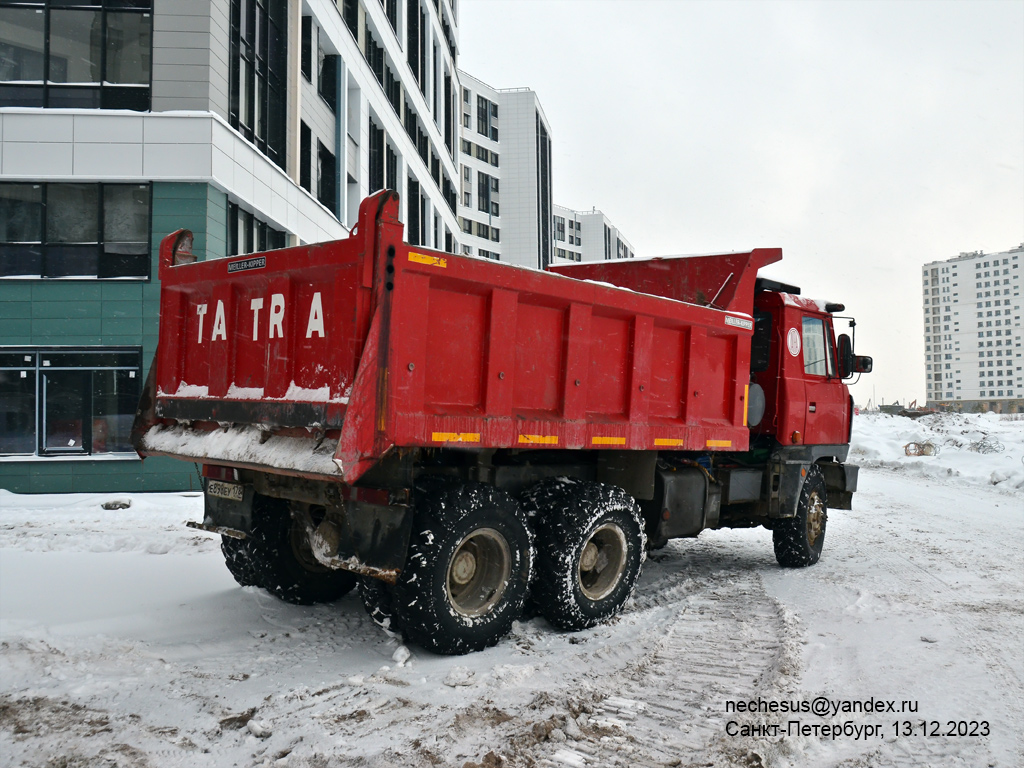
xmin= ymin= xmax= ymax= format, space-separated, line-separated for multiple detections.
xmin=851 ymin=411 xmax=1024 ymax=490
xmin=0 ymin=490 xmax=209 ymax=554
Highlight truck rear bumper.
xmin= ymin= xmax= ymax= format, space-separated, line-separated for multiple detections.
xmin=138 ymin=423 xmax=342 ymax=481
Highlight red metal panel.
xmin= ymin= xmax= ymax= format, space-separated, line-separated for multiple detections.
xmin=561 ymin=303 xmax=592 ymax=422
xmin=390 ymin=271 xmax=430 ymax=416
xmin=484 ymin=289 xmax=517 ymax=416
xmin=207 ymin=282 xmax=233 ymax=398
xmin=513 ymin=302 xmax=565 ymax=416
xmin=649 ymin=325 xmax=686 ymax=422
xmin=180 ymin=285 xmax=213 ymax=395
xmin=387 ymin=239 xmax=755 ymax=457
xmin=586 ymin=313 xmax=631 ymax=419
xmin=548 ymin=248 xmax=782 ymax=313
xmin=627 ymin=316 xmax=653 ymax=424
xmin=424 ymin=287 xmax=487 ymax=413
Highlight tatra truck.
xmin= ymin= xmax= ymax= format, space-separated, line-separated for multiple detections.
xmin=132 ymin=191 xmax=872 ymax=655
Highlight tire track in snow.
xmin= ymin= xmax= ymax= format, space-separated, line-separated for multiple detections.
xmin=533 ymin=566 xmax=798 ymax=767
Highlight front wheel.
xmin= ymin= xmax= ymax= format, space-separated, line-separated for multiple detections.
xmin=392 ymin=484 xmax=533 ymax=655
xmin=773 ymin=464 xmax=828 ymax=568
xmin=523 ymin=479 xmax=646 ymax=632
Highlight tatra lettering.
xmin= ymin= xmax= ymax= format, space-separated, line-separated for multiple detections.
xmin=269 ymin=294 xmax=285 ymax=339
xmin=196 ymin=304 xmax=208 ymax=343
xmin=250 ymin=298 xmax=264 ymax=341
xmin=211 ymin=300 xmax=227 ymax=341
xmin=193 ymin=292 xmax=326 ymax=343
xmin=306 ymin=292 xmax=325 ymax=338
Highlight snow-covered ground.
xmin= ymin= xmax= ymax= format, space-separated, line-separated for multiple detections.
xmin=1 ymin=413 xmax=1022 ymax=768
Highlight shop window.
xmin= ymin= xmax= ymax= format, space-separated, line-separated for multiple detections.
xmin=0 ymin=349 xmax=142 ymax=458
xmin=0 ymin=182 xmax=150 ymax=279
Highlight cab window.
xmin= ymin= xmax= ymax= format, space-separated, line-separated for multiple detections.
xmin=802 ymin=317 xmax=829 ymax=376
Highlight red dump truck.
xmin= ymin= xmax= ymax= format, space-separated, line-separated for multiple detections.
xmin=133 ymin=191 xmax=871 ymax=654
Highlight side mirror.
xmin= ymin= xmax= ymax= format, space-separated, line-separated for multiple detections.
xmin=838 ymin=334 xmax=855 ymax=378
xmin=854 ymin=355 xmax=873 ymax=374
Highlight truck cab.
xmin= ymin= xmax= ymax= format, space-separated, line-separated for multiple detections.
xmin=752 ymin=288 xmax=853 ymax=452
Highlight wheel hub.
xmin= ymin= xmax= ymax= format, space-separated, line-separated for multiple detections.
xmin=451 ymin=550 xmax=478 ymax=585
xmin=580 ymin=541 xmax=599 ymax=571
xmin=577 ymin=523 xmax=629 ymax=602
xmin=445 ymin=528 xmax=512 ymax=618
xmin=806 ymin=492 xmax=826 ymax=545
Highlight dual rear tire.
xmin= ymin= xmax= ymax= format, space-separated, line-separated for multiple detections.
xmin=522 ymin=478 xmax=646 ymax=631
xmin=360 ymin=479 xmax=647 ymax=654
xmin=390 ymin=484 xmax=534 ymax=655
xmin=220 ymin=493 xmax=356 ymax=604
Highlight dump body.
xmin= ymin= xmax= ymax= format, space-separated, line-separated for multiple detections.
xmin=137 ymin=192 xmax=786 ymax=484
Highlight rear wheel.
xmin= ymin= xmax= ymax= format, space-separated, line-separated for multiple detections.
xmin=358 ymin=576 xmax=401 ymax=633
xmin=221 ymin=535 xmax=260 ymax=587
xmin=392 ymin=484 xmax=533 ymax=655
xmin=247 ymin=495 xmax=356 ymax=604
xmin=773 ymin=465 xmax=828 ymax=568
xmin=523 ymin=478 xmax=646 ymax=631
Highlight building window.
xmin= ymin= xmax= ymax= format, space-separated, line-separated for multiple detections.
xmin=318 ymin=46 xmax=337 ymax=112
xmin=229 ymin=0 xmax=287 ymax=170
xmin=477 ymin=171 xmax=492 ymax=213
xmin=342 ymin=0 xmax=358 ymax=37
xmin=554 ymin=215 xmax=566 ymax=242
xmin=0 ymin=348 xmax=142 ymax=457
xmin=383 ymin=0 xmax=398 ymax=32
xmin=0 ymin=2 xmax=152 ymax=110
xmin=227 ymin=203 xmax=286 ymax=256
xmin=317 ymin=139 xmax=337 ymax=216
xmin=368 ymin=118 xmax=386 ymax=193
xmin=300 ymin=122 xmax=312 ymax=192
xmin=0 ymin=182 xmax=150 ymax=280
xmin=301 ymin=16 xmax=312 ymax=81
xmin=476 ymin=94 xmax=498 ymax=138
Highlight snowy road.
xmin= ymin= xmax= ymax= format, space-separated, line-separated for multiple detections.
xmin=1 ymin=417 xmax=1022 ymax=767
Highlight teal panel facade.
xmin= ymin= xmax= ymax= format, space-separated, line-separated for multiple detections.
xmin=0 ymin=182 xmax=230 ymax=494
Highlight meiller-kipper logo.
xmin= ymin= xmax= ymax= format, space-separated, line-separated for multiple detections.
xmin=193 ymin=293 xmax=325 ymax=342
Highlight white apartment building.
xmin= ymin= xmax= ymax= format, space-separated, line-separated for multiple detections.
xmin=456 ymin=72 xmax=553 ymax=269
xmin=0 ymin=0 xmax=462 ymax=492
xmin=552 ymin=204 xmax=635 ymax=264
xmin=921 ymin=244 xmax=1024 ymax=411
xmin=0 ymin=0 xmax=462 ymax=260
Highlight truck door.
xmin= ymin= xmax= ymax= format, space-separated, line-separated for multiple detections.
xmin=800 ymin=315 xmax=848 ymax=445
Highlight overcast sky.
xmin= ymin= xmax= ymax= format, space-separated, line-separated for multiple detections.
xmin=458 ymin=0 xmax=1024 ymax=407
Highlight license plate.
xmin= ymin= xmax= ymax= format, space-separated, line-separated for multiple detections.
xmin=207 ymin=480 xmax=244 ymax=502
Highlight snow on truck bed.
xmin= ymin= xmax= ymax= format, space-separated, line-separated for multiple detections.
xmin=1 ymin=413 xmax=1022 ymax=768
